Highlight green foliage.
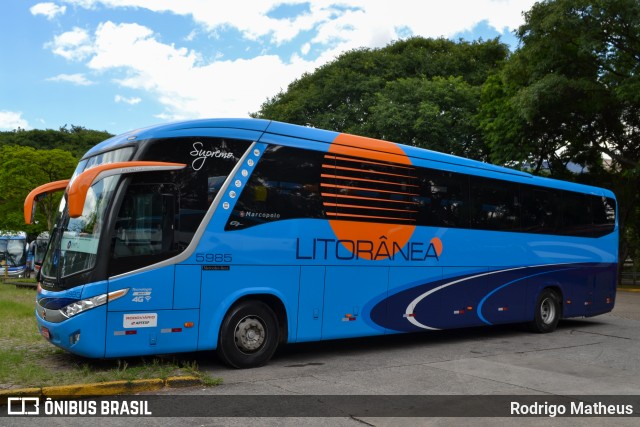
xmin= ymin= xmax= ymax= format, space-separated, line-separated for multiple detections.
xmin=0 ymin=125 xmax=112 ymax=158
xmin=480 ymin=0 xmax=640 ymax=170
xmin=478 ymin=0 xmax=640 ymax=263
xmin=0 ymin=145 xmax=77 ymax=234
xmin=254 ymin=12 xmax=640 ymax=263
xmin=253 ymin=37 xmax=509 ymax=160
xmin=0 ymin=126 xmax=112 ymax=236
xmin=368 ymin=76 xmax=484 ymax=158
xmin=0 ymin=284 xmax=220 ymax=388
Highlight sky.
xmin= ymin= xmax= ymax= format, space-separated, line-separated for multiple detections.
xmin=0 ymin=0 xmax=537 ymax=136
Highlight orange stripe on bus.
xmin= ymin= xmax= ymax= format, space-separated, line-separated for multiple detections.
xmin=320 ymin=183 xmax=418 ymax=197
xmin=326 ymin=212 xmax=416 ymax=222
xmin=323 ymin=202 xmax=417 ymax=213
xmin=322 ymin=163 xmax=417 ymax=179
xmin=320 ymin=174 xmax=419 ymax=188
xmin=321 ymin=192 xmax=420 ymax=205
xmin=330 ymin=133 xmax=412 ymax=166
xmin=324 ymin=154 xmax=415 ymax=170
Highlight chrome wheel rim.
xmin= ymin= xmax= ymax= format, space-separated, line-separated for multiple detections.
xmin=234 ymin=315 xmax=266 ymax=353
xmin=540 ymin=297 xmax=556 ymax=325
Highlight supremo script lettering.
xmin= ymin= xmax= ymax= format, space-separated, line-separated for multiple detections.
xmin=296 ymin=237 xmax=440 ymax=261
xmin=190 ymin=141 xmax=234 ymax=170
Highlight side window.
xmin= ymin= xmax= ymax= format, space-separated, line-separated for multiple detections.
xmin=591 ymin=196 xmax=616 ymax=236
xmin=521 ymin=186 xmax=561 ymax=234
xmin=110 ymin=184 xmax=179 ymax=276
xmin=559 ymin=191 xmax=592 ymax=236
xmin=108 ymin=137 xmax=248 ymax=276
xmin=225 ymin=145 xmax=325 ymax=231
xmin=469 ymin=177 xmax=520 ymax=231
xmin=415 ymin=168 xmax=469 ymax=228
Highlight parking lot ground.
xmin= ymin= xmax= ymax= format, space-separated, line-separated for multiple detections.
xmin=2 ymin=292 xmax=639 ymax=426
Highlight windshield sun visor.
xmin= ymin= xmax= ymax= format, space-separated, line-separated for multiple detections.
xmin=67 ymin=161 xmax=187 ymax=218
xmin=24 ymin=180 xmax=71 ymax=225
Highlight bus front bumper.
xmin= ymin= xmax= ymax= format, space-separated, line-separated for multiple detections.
xmin=1 ymin=267 xmax=26 ymax=278
xmin=36 ymin=305 xmax=107 ymax=358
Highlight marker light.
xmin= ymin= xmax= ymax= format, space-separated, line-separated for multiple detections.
xmin=60 ymin=288 xmax=129 ymax=318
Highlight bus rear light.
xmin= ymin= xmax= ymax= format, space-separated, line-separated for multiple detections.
xmin=161 ymin=328 xmax=183 ymax=333
xmin=606 ymin=297 xmax=612 ymax=304
xmin=566 ymin=299 xmax=572 ymax=305
xmin=114 ymin=330 xmax=137 ymax=336
xmin=453 ymin=310 xmax=465 ymax=315
xmin=126 ymin=330 xmax=137 ymax=335
xmin=498 ymin=307 xmax=508 ymax=312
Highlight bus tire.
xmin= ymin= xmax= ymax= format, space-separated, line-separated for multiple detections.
xmin=529 ymin=288 xmax=561 ymax=333
xmin=217 ymin=300 xmax=280 ymax=369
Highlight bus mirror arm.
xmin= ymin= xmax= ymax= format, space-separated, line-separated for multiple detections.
xmin=24 ymin=180 xmax=71 ymax=224
xmin=67 ymin=161 xmax=187 ymax=218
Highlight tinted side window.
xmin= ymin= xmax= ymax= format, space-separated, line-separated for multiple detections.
xmin=110 ymin=184 xmax=180 ymax=276
xmin=591 ymin=196 xmax=616 ymax=237
xmin=225 ymin=146 xmax=325 ymax=230
xmin=108 ymin=137 xmax=247 ymax=276
xmin=139 ymin=137 xmax=248 ymax=240
xmin=415 ymin=169 xmax=469 ymax=228
xmin=559 ymin=191 xmax=592 ymax=236
xmin=469 ymin=177 xmax=520 ymax=231
xmin=521 ymin=186 xmax=561 ymax=234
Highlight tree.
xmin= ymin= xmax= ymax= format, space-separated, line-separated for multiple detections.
xmin=0 ymin=146 xmax=77 ymax=235
xmin=0 ymin=126 xmax=112 ymax=158
xmin=478 ymin=0 xmax=640 ymax=264
xmin=253 ymin=37 xmax=508 ymax=160
xmin=368 ymin=76 xmax=485 ymax=159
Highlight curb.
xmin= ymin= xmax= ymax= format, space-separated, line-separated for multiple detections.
xmin=0 ymin=376 xmax=202 ymax=403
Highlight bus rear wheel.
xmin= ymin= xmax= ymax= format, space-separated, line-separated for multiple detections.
xmin=217 ymin=300 xmax=279 ymax=369
xmin=529 ymin=289 xmax=561 ymax=333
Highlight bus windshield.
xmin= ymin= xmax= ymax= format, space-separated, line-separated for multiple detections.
xmin=41 ymin=176 xmax=119 ymax=280
xmin=0 ymin=238 xmax=26 ymax=267
xmin=40 ymin=147 xmax=134 ymax=285
xmin=32 ymin=233 xmax=49 ymax=266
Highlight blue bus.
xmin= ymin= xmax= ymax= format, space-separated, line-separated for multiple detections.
xmin=28 ymin=232 xmax=50 ymax=276
xmin=25 ymin=119 xmax=618 ymax=368
xmin=0 ymin=231 xmax=28 ymax=278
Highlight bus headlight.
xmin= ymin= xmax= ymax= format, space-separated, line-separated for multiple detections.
xmin=60 ymin=288 xmax=129 ymax=318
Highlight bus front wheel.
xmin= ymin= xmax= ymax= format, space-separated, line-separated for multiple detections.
xmin=218 ymin=300 xmax=280 ymax=369
xmin=529 ymin=288 xmax=561 ymax=333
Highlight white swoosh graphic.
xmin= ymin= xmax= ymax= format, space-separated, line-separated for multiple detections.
xmin=405 ymin=266 xmax=528 ymax=330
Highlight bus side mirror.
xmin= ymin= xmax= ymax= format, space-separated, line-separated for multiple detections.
xmin=24 ymin=180 xmax=71 ymax=224
xmin=67 ymin=161 xmax=186 ymax=218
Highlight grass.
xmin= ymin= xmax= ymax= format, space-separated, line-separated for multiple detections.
xmin=0 ymin=282 xmax=221 ymax=390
